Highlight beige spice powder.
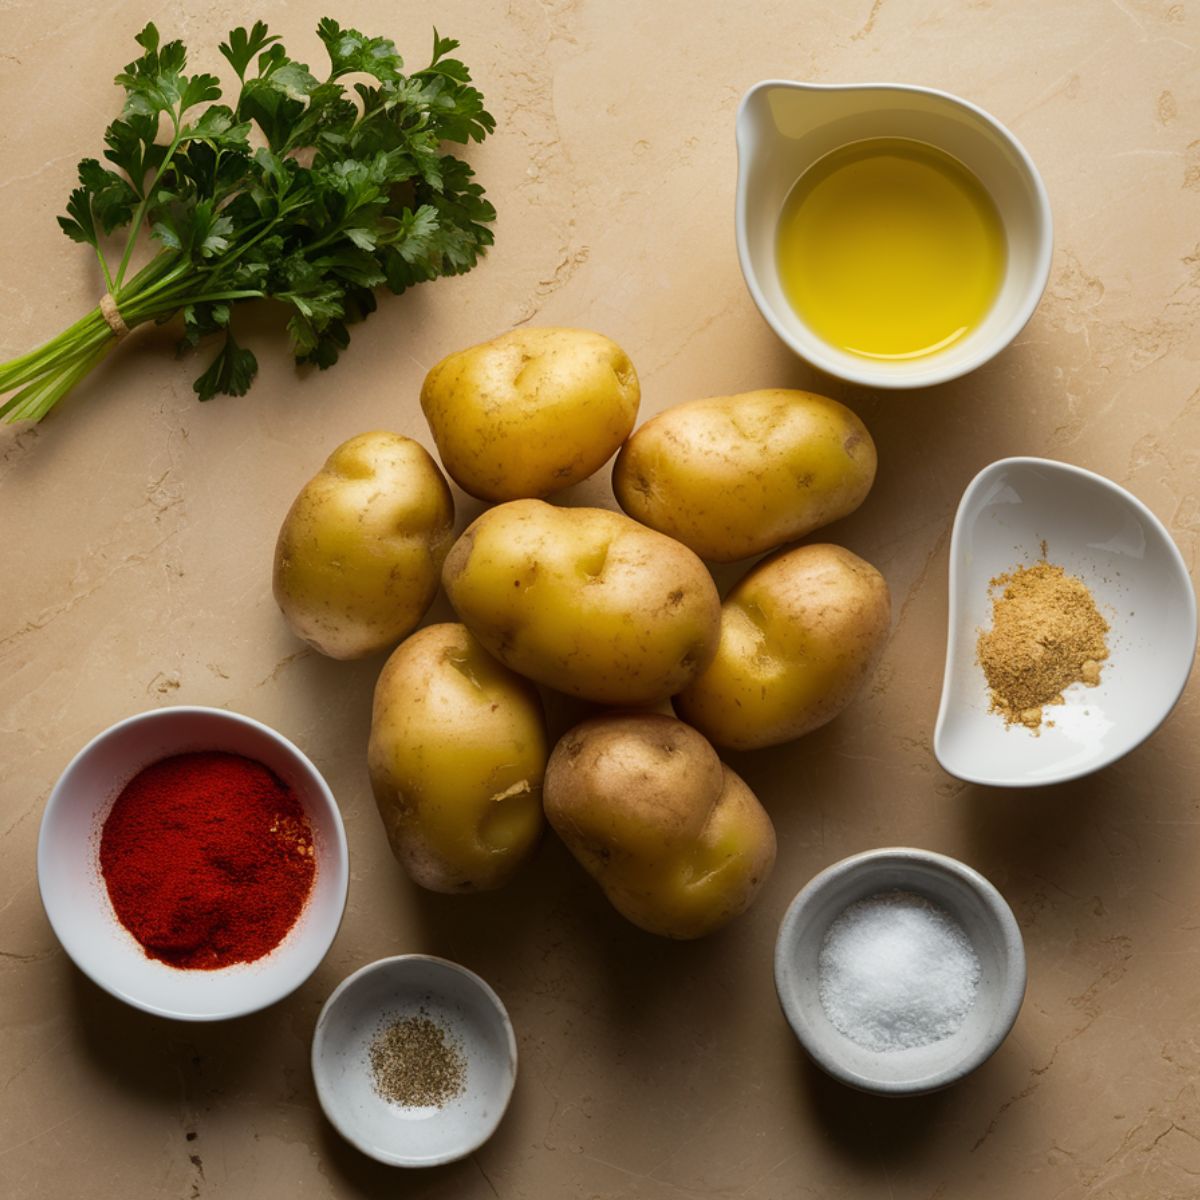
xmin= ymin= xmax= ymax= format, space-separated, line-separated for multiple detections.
xmin=977 ymin=558 xmax=1110 ymax=730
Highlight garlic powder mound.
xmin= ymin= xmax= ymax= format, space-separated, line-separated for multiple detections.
xmin=977 ymin=559 xmax=1109 ymax=730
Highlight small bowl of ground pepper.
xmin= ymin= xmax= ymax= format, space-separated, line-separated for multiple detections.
xmin=935 ymin=457 xmax=1197 ymax=787
xmin=312 ymin=955 xmax=518 ymax=1167
xmin=38 ymin=706 xmax=349 ymax=1020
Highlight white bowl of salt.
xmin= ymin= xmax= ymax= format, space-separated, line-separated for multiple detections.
xmin=774 ymin=848 xmax=1025 ymax=1095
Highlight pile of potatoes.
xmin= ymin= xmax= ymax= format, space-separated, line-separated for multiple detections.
xmin=273 ymin=327 xmax=890 ymax=938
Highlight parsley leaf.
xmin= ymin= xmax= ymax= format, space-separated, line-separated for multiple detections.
xmin=316 ymin=19 xmax=403 ymax=81
xmin=218 ymin=21 xmax=279 ymax=81
xmin=193 ymin=327 xmax=258 ymax=400
xmin=103 ymin=114 xmax=167 ymax=197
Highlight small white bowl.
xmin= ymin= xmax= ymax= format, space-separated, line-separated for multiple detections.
xmin=735 ymin=80 xmax=1052 ymax=389
xmin=935 ymin=457 xmax=1197 ymax=787
xmin=775 ymin=848 xmax=1026 ymax=1096
xmin=37 ymin=706 xmax=349 ymax=1020
xmin=312 ymin=955 xmax=517 ymax=1167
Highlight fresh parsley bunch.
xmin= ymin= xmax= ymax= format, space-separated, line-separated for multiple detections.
xmin=0 ymin=19 xmax=495 ymax=421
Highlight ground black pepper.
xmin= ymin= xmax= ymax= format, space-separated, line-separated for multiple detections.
xmin=368 ymin=1010 xmax=467 ymax=1108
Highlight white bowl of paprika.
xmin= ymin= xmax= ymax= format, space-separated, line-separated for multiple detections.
xmin=38 ymin=706 xmax=349 ymax=1020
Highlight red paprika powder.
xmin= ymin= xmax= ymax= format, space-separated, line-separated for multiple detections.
xmin=99 ymin=751 xmax=316 ymax=970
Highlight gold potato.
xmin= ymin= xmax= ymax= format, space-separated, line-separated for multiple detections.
xmin=273 ymin=432 xmax=454 ymax=659
xmin=368 ymin=623 xmax=548 ymax=892
xmin=442 ymin=499 xmax=720 ymax=705
xmin=613 ymin=389 xmax=877 ymax=562
xmin=675 ymin=544 xmax=890 ymax=750
xmin=544 ymin=713 xmax=776 ymax=939
xmin=421 ymin=327 xmax=640 ymax=501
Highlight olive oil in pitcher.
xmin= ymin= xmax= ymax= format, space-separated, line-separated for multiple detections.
xmin=776 ymin=138 xmax=1006 ymax=362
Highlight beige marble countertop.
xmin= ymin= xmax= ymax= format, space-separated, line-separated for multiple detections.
xmin=2 ymin=1 xmax=1198 ymax=1197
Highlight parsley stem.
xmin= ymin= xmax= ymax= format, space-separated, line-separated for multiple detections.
xmin=0 ymin=312 xmax=104 ymax=382
xmin=35 ymin=344 xmax=113 ymax=420
xmin=94 ymin=245 xmax=115 ymax=295
xmin=122 ymin=287 xmax=264 ymax=323
xmin=223 ymin=217 xmax=281 ymax=260
xmin=166 ymin=290 xmax=265 ymax=305
xmin=118 ymin=255 xmax=192 ymax=307
xmin=0 ymin=341 xmax=110 ymax=421
xmin=22 ymin=343 xmax=112 ymax=422
xmin=0 ymin=330 xmax=109 ymax=395
xmin=115 ymin=123 xmax=184 ymax=289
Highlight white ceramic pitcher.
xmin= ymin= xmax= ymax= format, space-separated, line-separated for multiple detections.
xmin=735 ymin=81 xmax=1053 ymax=389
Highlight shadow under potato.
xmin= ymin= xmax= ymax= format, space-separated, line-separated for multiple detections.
xmin=400 ymin=816 xmax=762 ymax=1025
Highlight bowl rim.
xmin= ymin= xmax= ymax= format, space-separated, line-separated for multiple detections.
xmin=774 ymin=847 xmax=1027 ymax=1096
xmin=311 ymin=953 xmax=519 ymax=1168
xmin=933 ymin=455 xmax=1199 ymax=788
xmin=734 ymin=78 xmax=1054 ymax=390
xmin=36 ymin=704 xmax=350 ymax=1021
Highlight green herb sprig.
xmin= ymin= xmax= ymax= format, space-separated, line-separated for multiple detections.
xmin=0 ymin=19 xmax=495 ymax=422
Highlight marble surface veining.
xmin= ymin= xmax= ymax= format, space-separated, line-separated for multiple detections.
xmin=1 ymin=1 xmax=1198 ymax=1197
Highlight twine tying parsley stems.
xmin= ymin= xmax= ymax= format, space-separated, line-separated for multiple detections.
xmin=99 ymin=294 xmax=130 ymax=338
xmin=0 ymin=275 xmax=267 ymax=422
xmin=0 ymin=210 xmax=315 ymax=403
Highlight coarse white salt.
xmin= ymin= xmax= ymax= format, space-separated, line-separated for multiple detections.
xmin=817 ymin=890 xmax=981 ymax=1053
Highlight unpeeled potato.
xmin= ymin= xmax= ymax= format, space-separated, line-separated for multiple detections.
xmin=675 ymin=543 xmax=891 ymax=750
xmin=544 ymin=713 xmax=776 ymax=939
xmin=368 ymin=623 xmax=547 ymax=892
xmin=613 ymin=389 xmax=876 ymax=562
xmin=273 ymin=432 xmax=454 ymax=659
xmin=442 ymin=499 xmax=720 ymax=705
xmin=421 ymin=327 xmax=640 ymax=501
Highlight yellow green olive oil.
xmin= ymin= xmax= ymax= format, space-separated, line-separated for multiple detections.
xmin=776 ymin=138 xmax=1006 ymax=361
